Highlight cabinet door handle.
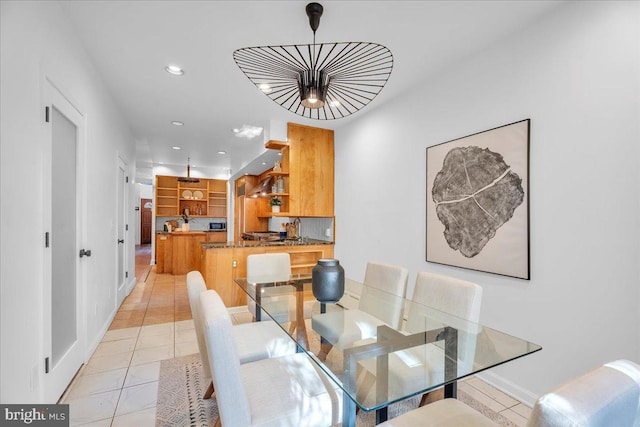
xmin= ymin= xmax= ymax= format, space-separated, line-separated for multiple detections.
xmin=117 ymin=239 xmax=124 ymax=244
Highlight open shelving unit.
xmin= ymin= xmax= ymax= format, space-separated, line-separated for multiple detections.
xmin=155 ymin=175 xmax=228 ymax=218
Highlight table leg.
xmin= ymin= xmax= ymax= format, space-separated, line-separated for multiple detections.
xmin=375 ymin=408 xmax=388 ymax=424
xmin=444 ymin=326 xmax=458 ymax=399
xmin=342 ymin=390 xmax=356 ymax=427
xmin=255 ymin=285 xmax=261 ymax=322
xmin=294 ymin=287 xmax=309 ymax=350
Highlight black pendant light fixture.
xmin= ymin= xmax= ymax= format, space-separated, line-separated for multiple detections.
xmin=177 ymin=157 xmax=200 ymax=183
xmin=233 ymin=2 xmax=393 ymax=120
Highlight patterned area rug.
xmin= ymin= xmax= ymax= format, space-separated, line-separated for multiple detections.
xmin=156 ymin=354 xmax=518 ymax=426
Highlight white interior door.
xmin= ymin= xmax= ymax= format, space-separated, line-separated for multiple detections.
xmin=116 ymin=158 xmax=127 ymax=305
xmin=43 ymin=80 xmax=85 ymax=402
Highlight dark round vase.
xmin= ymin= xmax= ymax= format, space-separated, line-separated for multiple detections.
xmin=312 ymin=259 xmax=345 ymax=303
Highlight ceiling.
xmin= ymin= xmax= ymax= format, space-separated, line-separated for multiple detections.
xmin=59 ymin=0 xmax=563 ymax=184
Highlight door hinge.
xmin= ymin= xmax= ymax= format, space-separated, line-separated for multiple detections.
xmin=125 ymin=271 xmax=128 ymax=278
xmin=126 ymin=176 xmax=129 ymax=183
xmin=125 ymin=224 xmax=129 ymax=231
xmin=45 ymin=357 xmax=50 ymax=374
xmin=45 ymin=232 xmax=50 ymax=248
xmin=45 ymin=106 xmax=50 ymax=123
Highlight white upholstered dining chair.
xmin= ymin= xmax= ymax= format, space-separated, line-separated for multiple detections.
xmin=378 ymin=359 xmax=640 ymax=427
xmin=312 ymin=261 xmax=409 ymax=360
xmin=186 ymin=271 xmax=296 ymax=399
xmin=356 ymin=271 xmax=482 ymax=405
xmin=245 ymin=252 xmax=293 ymax=322
xmin=200 ymin=289 xmax=343 ymax=427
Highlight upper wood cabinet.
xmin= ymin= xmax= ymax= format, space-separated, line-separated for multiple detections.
xmin=265 ymin=123 xmax=334 ymax=217
xmin=155 ymin=175 xmax=228 ymax=218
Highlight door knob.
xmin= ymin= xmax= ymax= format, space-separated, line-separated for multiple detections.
xmin=117 ymin=239 xmax=124 ymax=244
xmin=79 ymin=249 xmax=92 ymax=258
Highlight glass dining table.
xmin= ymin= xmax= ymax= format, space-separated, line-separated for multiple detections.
xmin=235 ymin=274 xmax=542 ymax=427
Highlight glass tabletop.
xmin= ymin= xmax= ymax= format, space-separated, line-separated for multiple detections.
xmin=235 ymin=274 xmax=542 ymax=413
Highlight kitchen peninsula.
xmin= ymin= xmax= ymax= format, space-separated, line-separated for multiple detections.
xmin=155 ymin=230 xmax=227 ymax=274
xmin=200 ymin=239 xmax=334 ymax=307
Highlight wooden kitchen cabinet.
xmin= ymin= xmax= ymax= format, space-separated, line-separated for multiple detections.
xmin=155 ymin=175 xmax=228 ymax=219
xmin=155 ymin=176 xmax=179 ymax=216
xmin=264 ymin=123 xmax=334 ymax=217
xmin=155 ymin=232 xmax=208 ymax=274
xmin=201 ymin=246 xmax=267 ymax=307
xmin=206 ymin=232 xmax=227 ymax=243
xmin=200 ymin=244 xmax=333 ymax=307
xmin=155 ymin=233 xmax=171 ymax=273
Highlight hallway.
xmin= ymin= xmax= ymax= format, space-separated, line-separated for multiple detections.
xmin=59 ymin=245 xmax=252 ymax=426
xmin=108 ymin=245 xmax=192 ymax=330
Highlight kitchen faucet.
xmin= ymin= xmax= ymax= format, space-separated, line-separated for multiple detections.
xmin=292 ymin=217 xmax=301 ymax=240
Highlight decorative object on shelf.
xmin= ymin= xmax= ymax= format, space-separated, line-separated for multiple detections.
xmin=182 ymin=189 xmax=192 ymax=199
xmin=177 ymin=157 xmax=200 ymax=183
xmin=193 ymin=190 xmax=203 ymax=200
xmin=233 ymin=2 xmax=393 ymax=120
xmin=312 ymin=259 xmax=345 ymax=303
xmin=426 ymin=119 xmax=530 ymax=280
xmin=269 ymin=196 xmax=282 ymax=213
xmin=276 ymin=176 xmax=285 ymax=193
xmin=273 ymin=161 xmax=281 ymax=172
xmin=181 ymin=210 xmax=190 ymax=230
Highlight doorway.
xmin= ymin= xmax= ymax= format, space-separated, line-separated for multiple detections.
xmin=116 ymin=157 xmax=128 ymax=305
xmin=43 ymin=79 xmax=85 ymax=402
xmin=140 ymin=198 xmax=152 ymax=244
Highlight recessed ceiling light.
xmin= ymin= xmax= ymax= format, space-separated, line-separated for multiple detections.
xmin=261 ymin=162 xmax=267 ymax=165
xmin=171 ymin=121 xmax=184 ymax=126
xmin=165 ymin=65 xmax=184 ymax=76
xmin=172 ymin=146 xmax=181 ymax=150
xmin=218 ymin=151 xmax=227 ymax=155
xmin=278 ymin=152 xmax=282 ymax=156
xmin=258 ymin=83 xmax=272 ymax=93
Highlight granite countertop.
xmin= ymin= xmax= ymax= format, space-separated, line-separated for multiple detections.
xmin=201 ymin=238 xmax=333 ymax=249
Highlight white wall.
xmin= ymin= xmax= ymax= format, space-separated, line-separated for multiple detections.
xmin=0 ymin=1 xmax=136 ymax=402
xmin=334 ymin=1 xmax=639 ymax=403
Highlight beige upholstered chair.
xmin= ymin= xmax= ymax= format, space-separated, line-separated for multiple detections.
xmin=245 ymin=252 xmax=294 ymax=322
xmin=186 ymin=271 xmax=296 ymax=399
xmin=378 ymin=359 xmax=640 ymax=427
xmin=200 ymin=289 xmax=343 ymax=427
xmin=312 ymin=262 xmax=409 ymax=360
xmin=356 ymin=271 xmax=482 ymax=405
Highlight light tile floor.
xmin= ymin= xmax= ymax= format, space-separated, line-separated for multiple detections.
xmin=61 ymin=314 xmax=247 ymax=427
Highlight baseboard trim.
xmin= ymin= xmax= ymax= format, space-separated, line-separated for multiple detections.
xmin=126 ymin=277 xmax=136 ymax=295
xmin=85 ymin=305 xmax=118 ymax=362
xmin=476 ymin=370 xmax=538 ymax=407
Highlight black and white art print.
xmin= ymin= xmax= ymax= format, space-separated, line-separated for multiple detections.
xmin=426 ymin=119 xmax=530 ymax=279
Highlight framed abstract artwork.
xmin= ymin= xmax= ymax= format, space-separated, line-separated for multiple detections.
xmin=426 ymin=119 xmax=530 ymax=279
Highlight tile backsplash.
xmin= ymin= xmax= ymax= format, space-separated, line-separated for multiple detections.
xmin=156 ymin=217 xmax=226 ymax=231
xmin=268 ymin=217 xmax=333 ymax=241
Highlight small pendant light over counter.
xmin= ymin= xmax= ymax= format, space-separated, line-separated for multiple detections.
xmin=177 ymin=157 xmax=200 ymax=183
